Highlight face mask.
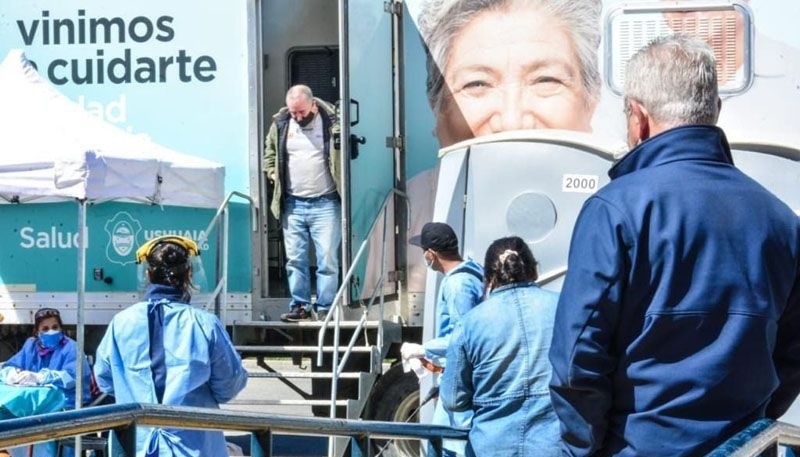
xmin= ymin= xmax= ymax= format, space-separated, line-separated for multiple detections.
xmin=39 ymin=329 xmax=63 ymax=349
xmin=423 ymin=251 xmax=435 ymax=271
xmin=297 ymin=111 xmax=315 ymax=127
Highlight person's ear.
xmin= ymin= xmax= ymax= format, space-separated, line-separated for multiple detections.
xmin=627 ymin=99 xmax=651 ymax=147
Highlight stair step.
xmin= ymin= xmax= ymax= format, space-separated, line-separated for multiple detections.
xmin=236 ymin=345 xmax=375 ymax=353
xmin=228 ymin=399 xmax=348 ymax=406
xmin=234 ymin=320 xmax=383 ymax=329
xmin=246 ymin=371 xmax=361 ymax=379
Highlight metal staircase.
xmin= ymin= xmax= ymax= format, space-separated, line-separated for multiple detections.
xmin=229 ymin=315 xmax=401 ymax=457
xmin=202 ymin=189 xmax=407 ymax=457
xmin=229 ymin=318 xmax=399 ymax=415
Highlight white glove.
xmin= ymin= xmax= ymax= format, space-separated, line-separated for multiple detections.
xmin=404 ymin=357 xmax=430 ymax=379
xmin=2 ymin=367 xmax=22 ymax=385
xmin=400 ymin=342 xmax=430 ymax=379
xmin=400 ymin=342 xmax=425 ymax=361
xmin=36 ymin=369 xmax=55 ymax=385
xmin=4 ymin=369 xmax=40 ymax=386
xmin=15 ymin=370 xmax=41 ymax=386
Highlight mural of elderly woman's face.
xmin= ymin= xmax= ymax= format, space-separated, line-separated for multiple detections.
xmin=435 ymin=4 xmax=596 ymax=146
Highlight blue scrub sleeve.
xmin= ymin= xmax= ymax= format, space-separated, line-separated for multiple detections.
xmin=440 ymin=324 xmax=474 ymax=413
xmin=549 ymin=198 xmax=629 ymax=456
xmin=46 ymin=344 xmax=78 ymax=392
xmin=423 ymin=335 xmax=450 ymax=361
xmin=425 ymin=281 xmax=482 ymax=361
xmin=451 ymin=286 xmax=481 ymax=318
xmin=36 ymin=367 xmax=74 ymax=390
xmin=207 ymin=317 xmax=247 ymax=404
xmin=94 ymin=323 xmax=116 ymax=396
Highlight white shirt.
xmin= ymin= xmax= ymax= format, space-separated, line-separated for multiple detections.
xmin=285 ymin=114 xmax=336 ymax=198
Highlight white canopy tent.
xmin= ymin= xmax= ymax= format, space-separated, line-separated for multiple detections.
xmin=0 ymin=50 xmax=224 ymax=207
xmin=0 ymin=50 xmax=226 ymax=421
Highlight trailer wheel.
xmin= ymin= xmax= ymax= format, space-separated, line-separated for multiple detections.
xmin=362 ymin=363 xmax=421 ymax=457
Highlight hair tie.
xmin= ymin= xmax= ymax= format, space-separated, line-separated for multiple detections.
xmin=498 ymin=249 xmax=518 ymax=264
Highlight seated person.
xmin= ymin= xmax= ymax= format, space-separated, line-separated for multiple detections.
xmin=440 ymin=236 xmax=561 ymax=457
xmin=0 ymin=307 xmax=92 ymax=457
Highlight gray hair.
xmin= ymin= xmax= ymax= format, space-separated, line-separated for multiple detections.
xmin=418 ymin=0 xmax=602 ymax=112
xmin=286 ymin=84 xmax=313 ymax=102
xmin=624 ymin=35 xmax=719 ymax=127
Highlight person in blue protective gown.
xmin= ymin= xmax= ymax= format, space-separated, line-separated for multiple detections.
xmin=94 ymin=235 xmax=248 ymax=457
xmin=401 ymin=222 xmax=484 ymax=457
xmin=0 ymin=307 xmax=92 ymax=457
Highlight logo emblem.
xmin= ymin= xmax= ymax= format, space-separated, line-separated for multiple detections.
xmin=104 ymin=212 xmax=143 ymax=265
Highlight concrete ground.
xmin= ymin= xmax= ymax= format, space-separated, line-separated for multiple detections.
xmin=222 ymin=358 xmax=328 ymax=456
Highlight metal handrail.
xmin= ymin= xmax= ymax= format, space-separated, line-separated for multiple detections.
xmin=316 ymin=187 xmax=407 ymax=361
xmin=335 ymin=211 xmax=391 ymax=376
xmin=314 ymin=232 xmax=372 ymax=367
xmin=706 ymin=419 xmax=800 ymax=457
xmin=12 ymin=406 xmax=800 ymax=457
xmin=536 ymin=266 xmax=568 ymax=287
xmin=199 ymin=191 xmax=259 ymax=241
xmin=0 ymin=403 xmax=467 ymax=455
xmin=196 ymin=191 xmax=257 ymax=320
xmin=336 ymin=274 xmax=386 ymax=376
xmin=317 ymin=188 xmax=407 ymax=428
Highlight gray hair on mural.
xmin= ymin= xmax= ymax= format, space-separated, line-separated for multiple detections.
xmin=625 ymin=34 xmax=720 ymax=128
xmin=417 ymin=0 xmax=603 ymax=112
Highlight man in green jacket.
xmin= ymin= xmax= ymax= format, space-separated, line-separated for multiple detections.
xmin=264 ymin=85 xmax=342 ymax=321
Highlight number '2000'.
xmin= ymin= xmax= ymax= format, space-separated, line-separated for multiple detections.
xmin=562 ymin=174 xmax=599 ymax=193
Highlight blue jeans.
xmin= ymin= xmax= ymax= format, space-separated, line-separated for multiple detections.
xmin=282 ymin=193 xmax=341 ymax=311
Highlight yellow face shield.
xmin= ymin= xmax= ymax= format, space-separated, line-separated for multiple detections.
xmin=135 ymin=236 xmax=200 ymax=264
xmin=136 ymin=235 xmax=208 ymax=292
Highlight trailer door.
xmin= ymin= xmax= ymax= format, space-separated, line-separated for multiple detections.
xmin=340 ymin=0 xmax=397 ymax=302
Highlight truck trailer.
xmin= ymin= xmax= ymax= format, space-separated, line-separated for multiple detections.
xmin=1 ymin=1 xmax=799 ymax=456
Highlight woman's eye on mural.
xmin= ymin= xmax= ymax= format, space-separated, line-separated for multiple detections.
xmin=530 ymin=76 xmax=563 ymax=95
xmin=458 ymin=79 xmax=492 ymax=97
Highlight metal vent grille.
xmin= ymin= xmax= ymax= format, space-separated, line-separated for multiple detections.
xmin=288 ymin=47 xmax=340 ymax=104
xmin=605 ymin=1 xmax=753 ymax=95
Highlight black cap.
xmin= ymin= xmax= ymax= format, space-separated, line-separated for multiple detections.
xmin=409 ymin=222 xmax=459 ymax=253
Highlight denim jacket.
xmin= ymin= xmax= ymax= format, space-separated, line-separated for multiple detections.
xmin=441 ymin=282 xmax=561 ymax=457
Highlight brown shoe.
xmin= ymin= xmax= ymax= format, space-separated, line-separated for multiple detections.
xmin=280 ymin=305 xmax=312 ymax=322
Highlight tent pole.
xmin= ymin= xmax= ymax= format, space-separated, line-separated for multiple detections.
xmin=221 ymin=206 xmax=229 ymax=326
xmin=75 ymin=198 xmax=87 ymax=455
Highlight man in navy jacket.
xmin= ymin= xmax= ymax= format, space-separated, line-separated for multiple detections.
xmin=549 ymin=35 xmax=800 ymax=457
